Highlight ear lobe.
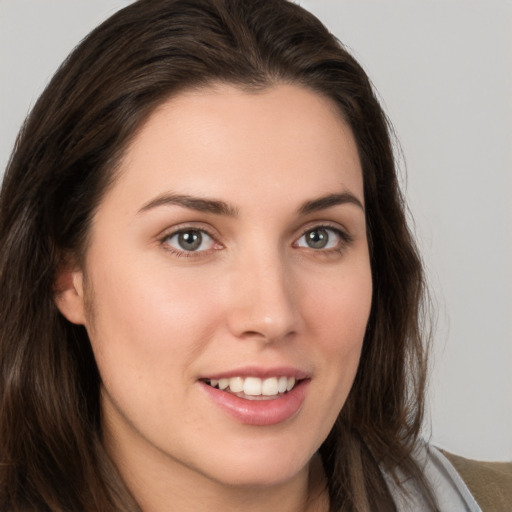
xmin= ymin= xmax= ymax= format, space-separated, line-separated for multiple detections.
xmin=54 ymin=269 xmax=87 ymax=325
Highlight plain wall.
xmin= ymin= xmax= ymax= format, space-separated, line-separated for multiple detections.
xmin=1 ymin=0 xmax=511 ymax=461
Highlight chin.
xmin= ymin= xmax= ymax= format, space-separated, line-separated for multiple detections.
xmin=207 ymin=464 xmax=305 ymax=489
xmin=194 ymin=441 xmax=315 ymax=488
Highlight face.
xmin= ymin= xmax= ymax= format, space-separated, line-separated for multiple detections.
xmin=58 ymin=84 xmax=372 ymax=495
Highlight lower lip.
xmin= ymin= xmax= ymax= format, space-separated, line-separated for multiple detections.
xmin=200 ymin=380 xmax=309 ymax=426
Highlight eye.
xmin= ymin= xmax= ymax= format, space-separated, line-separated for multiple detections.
xmin=295 ymin=226 xmax=345 ymax=250
xmin=163 ymin=229 xmax=216 ymax=253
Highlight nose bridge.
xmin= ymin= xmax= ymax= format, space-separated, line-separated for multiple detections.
xmin=227 ymin=242 xmax=299 ymax=342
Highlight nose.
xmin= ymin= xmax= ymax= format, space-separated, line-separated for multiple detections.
xmin=225 ymin=249 xmax=301 ymax=344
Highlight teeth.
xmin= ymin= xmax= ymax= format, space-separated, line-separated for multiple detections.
xmin=243 ymin=377 xmax=262 ymax=396
xmin=262 ymin=377 xmax=278 ymax=396
xmin=277 ymin=376 xmax=288 ymax=393
xmin=208 ymin=376 xmax=298 ymax=396
xmin=229 ymin=377 xmax=244 ymax=393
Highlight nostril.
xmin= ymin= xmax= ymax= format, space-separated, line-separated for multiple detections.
xmin=238 ymin=329 xmax=297 ymax=345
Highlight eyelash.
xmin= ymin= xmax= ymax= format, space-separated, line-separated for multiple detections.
xmin=295 ymin=224 xmax=354 ymax=254
xmin=159 ymin=224 xmax=353 ymax=258
xmin=160 ymin=226 xmax=219 ymax=258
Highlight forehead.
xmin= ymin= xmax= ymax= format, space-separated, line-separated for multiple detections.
xmin=106 ymin=83 xmax=363 ymax=214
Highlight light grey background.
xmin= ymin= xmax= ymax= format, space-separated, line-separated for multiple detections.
xmin=1 ymin=0 xmax=511 ymax=461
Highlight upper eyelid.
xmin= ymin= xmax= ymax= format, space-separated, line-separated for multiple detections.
xmin=299 ymin=223 xmax=342 ymax=233
xmin=159 ymin=223 xmax=219 ymax=240
xmin=163 ymin=227 xmax=216 ymax=241
xmin=296 ymin=226 xmax=350 ymax=244
xmin=297 ymin=222 xmax=352 ymax=239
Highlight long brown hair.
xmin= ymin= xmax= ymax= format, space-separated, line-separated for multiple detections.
xmin=0 ymin=1 xmax=434 ymax=510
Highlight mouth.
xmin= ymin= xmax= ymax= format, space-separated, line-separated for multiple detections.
xmin=199 ymin=372 xmax=310 ymax=425
xmin=202 ymin=376 xmax=300 ymax=401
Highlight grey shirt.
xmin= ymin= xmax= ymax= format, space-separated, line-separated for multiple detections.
xmin=384 ymin=443 xmax=482 ymax=511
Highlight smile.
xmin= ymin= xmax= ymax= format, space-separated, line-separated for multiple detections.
xmin=205 ymin=376 xmax=297 ymax=400
xmin=201 ymin=376 xmax=309 ymax=426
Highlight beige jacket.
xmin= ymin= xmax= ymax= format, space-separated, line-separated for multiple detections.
xmin=442 ymin=450 xmax=512 ymax=512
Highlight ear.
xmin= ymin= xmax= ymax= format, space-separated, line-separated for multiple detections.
xmin=54 ymin=267 xmax=87 ymax=325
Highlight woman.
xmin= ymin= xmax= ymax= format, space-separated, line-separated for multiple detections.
xmin=0 ymin=0 xmax=491 ymax=510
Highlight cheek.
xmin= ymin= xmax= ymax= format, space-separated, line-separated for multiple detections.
xmin=305 ymin=261 xmax=372 ymax=347
xmin=82 ymin=253 xmax=224 ymax=387
xmin=301 ymin=260 xmax=372 ymax=413
xmin=83 ymin=262 xmax=227 ymax=447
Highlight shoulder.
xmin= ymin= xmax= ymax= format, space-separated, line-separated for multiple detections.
xmin=440 ymin=449 xmax=512 ymax=512
xmin=383 ymin=441 xmax=512 ymax=511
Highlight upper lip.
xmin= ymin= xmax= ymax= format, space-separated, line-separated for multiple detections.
xmin=199 ymin=366 xmax=310 ymax=381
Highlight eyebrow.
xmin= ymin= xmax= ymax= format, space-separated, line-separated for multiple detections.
xmin=298 ymin=192 xmax=364 ymax=215
xmin=138 ymin=193 xmax=239 ymax=217
xmin=138 ymin=191 xmax=364 ymax=217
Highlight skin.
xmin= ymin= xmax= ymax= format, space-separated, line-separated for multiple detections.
xmin=57 ymin=83 xmax=372 ymax=512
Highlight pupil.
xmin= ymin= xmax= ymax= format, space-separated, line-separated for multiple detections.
xmin=178 ymin=230 xmax=202 ymax=251
xmin=307 ymin=229 xmax=328 ymax=249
